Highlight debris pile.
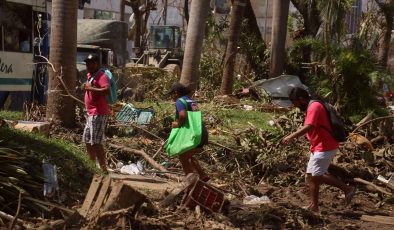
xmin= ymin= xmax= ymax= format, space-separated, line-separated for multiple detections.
xmin=1 ymin=102 xmax=393 ymax=229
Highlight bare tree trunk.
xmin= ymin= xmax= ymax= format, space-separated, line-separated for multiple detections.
xmin=184 ymin=0 xmax=189 ymax=25
xmin=270 ymin=0 xmax=290 ymax=78
xmin=378 ymin=14 xmax=393 ymax=69
xmin=120 ymin=0 xmax=126 ymax=21
xmin=220 ymin=0 xmax=246 ymax=95
xmin=180 ymin=0 xmax=210 ymax=91
xmin=46 ymin=0 xmax=77 ymax=127
xmin=244 ymin=0 xmax=265 ymax=78
xmin=375 ymin=0 xmax=394 ymax=69
xmin=131 ymin=3 xmax=142 ymax=56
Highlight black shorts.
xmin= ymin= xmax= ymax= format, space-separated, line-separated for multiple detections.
xmin=198 ymin=124 xmax=208 ymax=148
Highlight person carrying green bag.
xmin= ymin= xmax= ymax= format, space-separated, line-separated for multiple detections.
xmin=166 ymin=82 xmax=210 ymax=182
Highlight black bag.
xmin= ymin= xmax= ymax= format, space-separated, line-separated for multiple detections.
xmin=309 ymin=100 xmax=348 ymax=142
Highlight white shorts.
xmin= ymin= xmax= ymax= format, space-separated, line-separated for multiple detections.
xmin=306 ymin=149 xmax=337 ymax=176
xmin=82 ymin=115 xmax=108 ymax=145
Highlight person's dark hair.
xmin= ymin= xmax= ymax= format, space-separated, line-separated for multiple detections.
xmin=288 ymin=87 xmax=310 ymax=101
xmin=168 ymin=82 xmax=190 ymax=96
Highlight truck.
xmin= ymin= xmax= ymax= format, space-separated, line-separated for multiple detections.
xmin=75 ymin=19 xmax=128 ymax=98
xmin=129 ymin=25 xmax=183 ymax=77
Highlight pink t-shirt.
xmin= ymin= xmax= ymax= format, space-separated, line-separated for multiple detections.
xmin=304 ymin=101 xmax=339 ymax=153
xmin=84 ymin=70 xmax=111 ymax=116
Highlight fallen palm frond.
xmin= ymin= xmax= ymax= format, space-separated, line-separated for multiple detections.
xmin=0 ymin=145 xmax=46 ymax=215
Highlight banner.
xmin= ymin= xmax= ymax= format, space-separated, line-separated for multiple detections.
xmin=0 ymin=51 xmax=34 ymax=91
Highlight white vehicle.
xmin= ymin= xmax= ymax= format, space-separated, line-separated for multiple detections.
xmin=0 ymin=0 xmax=48 ymax=110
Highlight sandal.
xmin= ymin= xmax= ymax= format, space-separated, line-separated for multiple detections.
xmin=345 ymin=186 xmax=356 ymax=206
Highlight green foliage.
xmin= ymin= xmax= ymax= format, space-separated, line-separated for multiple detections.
xmin=290 ymin=37 xmax=382 ymax=121
xmin=213 ymin=107 xmax=273 ymax=131
xmin=369 ymin=71 xmax=394 ymax=93
xmin=0 ymin=110 xmax=23 ymax=120
xmin=335 ymin=49 xmax=378 ymax=116
xmin=238 ymin=19 xmax=270 ymax=80
xmin=199 ymin=53 xmax=223 ymax=97
xmin=317 ymin=0 xmax=354 ymax=41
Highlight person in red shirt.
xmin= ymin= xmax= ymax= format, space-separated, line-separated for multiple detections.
xmin=281 ymin=87 xmax=355 ymax=212
xmin=82 ymin=54 xmax=110 ymax=172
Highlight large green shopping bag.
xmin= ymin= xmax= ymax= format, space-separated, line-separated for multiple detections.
xmin=166 ymin=98 xmax=202 ymax=157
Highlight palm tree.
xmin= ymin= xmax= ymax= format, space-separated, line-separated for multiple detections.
xmin=317 ymin=0 xmax=352 ymax=43
xmin=220 ymin=0 xmax=246 ymax=95
xmin=180 ymin=0 xmax=211 ymax=91
xmin=270 ymin=0 xmax=290 ymax=78
xmin=46 ymin=0 xmax=78 ymax=127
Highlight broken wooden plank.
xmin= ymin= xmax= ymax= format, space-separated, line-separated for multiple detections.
xmin=354 ymin=178 xmax=392 ymax=195
xmin=361 ymin=215 xmax=394 ymax=225
xmin=24 ymin=197 xmax=74 ymax=214
xmin=159 ymin=173 xmax=198 ymax=208
xmin=112 ymin=174 xmax=179 ymax=201
xmin=86 ymin=176 xmax=111 ymax=220
xmin=79 ymin=175 xmax=103 ymax=217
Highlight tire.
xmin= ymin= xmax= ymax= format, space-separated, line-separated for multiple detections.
xmin=163 ymin=64 xmax=181 ymax=78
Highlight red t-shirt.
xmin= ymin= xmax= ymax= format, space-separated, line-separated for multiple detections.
xmin=84 ymin=70 xmax=111 ymax=116
xmin=304 ymin=101 xmax=339 ymax=152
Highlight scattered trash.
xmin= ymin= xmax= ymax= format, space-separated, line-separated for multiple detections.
xmin=42 ymin=160 xmax=59 ymax=197
xmin=116 ymin=103 xmax=154 ymax=125
xmin=253 ymin=75 xmax=307 ymax=107
xmin=377 ymin=174 xmax=394 ymax=189
xmin=243 ymin=195 xmax=271 ymax=205
xmin=243 ymin=105 xmax=254 ymax=111
xmin=119 ymin=161 xmax=144 ymax=175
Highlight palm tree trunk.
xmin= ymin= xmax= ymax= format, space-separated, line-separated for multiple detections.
xmin=131 ymin=3 xmax=142 ymax=56
xmin=376 ymin=1 xmax=394 ymax=69
xmin=46 ymin=0 xmax=77 ymax=127
xmin=184 ymin=0 xmax=190 ymax=25
xmin=270 ymin=0 xmax=290 ymax=78
xmin=378 ymin=14 xmax=393 ymax=69
xmin=180 ymin=0 xmax=210 ymax=91
xmin=220 ymin=0 xmax=246 ymax=95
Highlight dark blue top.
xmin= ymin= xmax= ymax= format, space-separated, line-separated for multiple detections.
xmin=175 ymin=96 xmax=199 ymax=118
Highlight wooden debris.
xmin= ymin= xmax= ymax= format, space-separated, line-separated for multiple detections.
xmin=14 ymin=121 xmax=50 ymax=137
xmin=86 ymin=176 xmax=111 ymax=220
xmin=159 ymin=173 xmax=199 ymax=208
xmin=111 ymin=174 xmax=179 ymax=201
xmin=0 ymin=211 xmax=25 ymax=226
xmin=354 ymin=178 xmax=392 ymax=195
xmin=109 ymin=143 xmax=181 ymax=181
xmin=24 ymin=197 xmax=74 ymax=214
xmin=79 ymin=175 xmax=103 ymax=217
xmin=361 ymin=215 xmax=394 ymax=225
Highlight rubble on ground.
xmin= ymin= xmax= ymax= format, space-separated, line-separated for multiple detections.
xmin=1 ymin=99 xmax=393 ymax=229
